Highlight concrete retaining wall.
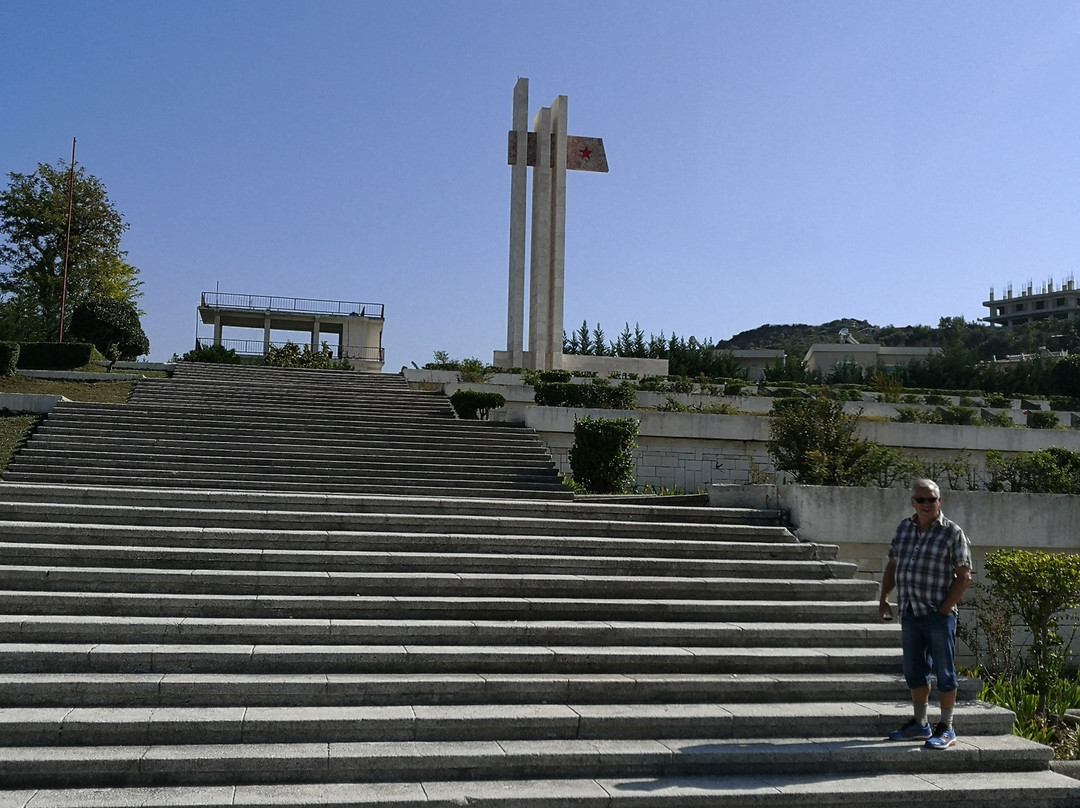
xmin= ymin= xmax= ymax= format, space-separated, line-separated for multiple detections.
xmin=489 ymin=401 xmax=1080 ymax=493
xmin=0 ymin=394 xmax=70 ymax=414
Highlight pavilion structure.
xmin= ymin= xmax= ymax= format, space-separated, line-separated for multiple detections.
xmin=196 ymin=291 xmax=385 ymax=372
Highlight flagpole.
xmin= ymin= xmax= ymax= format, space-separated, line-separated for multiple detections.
xmin=59 ymin=137 xmax=76 ymax=343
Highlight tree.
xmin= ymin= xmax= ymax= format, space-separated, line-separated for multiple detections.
xmin=0 ymin=161 xmax=142 ymax=341
xmin=70 ymin=298 xmax=149 ymax=360
xmin=766 ymin=396 xmax=877 ymax=486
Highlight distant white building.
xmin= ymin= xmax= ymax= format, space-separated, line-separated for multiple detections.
xmin=802 ymin=343 xmax=938 ymax=375
xmin=983 ymin=277 xmax=1080 ymax=329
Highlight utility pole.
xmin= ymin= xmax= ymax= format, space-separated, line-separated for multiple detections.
xmin=59 ymin=137 xmax=76 ymax=343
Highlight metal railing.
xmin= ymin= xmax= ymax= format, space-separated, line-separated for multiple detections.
xmin=196 ymin=338 xmax=384 ymax=363
xmin=201 ymin=292 xmax=384 ymax=319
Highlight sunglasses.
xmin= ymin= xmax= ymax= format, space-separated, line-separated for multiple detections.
xmin=913 ymin=496 xmax=938 ymax=504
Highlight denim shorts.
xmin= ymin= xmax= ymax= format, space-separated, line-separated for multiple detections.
xmin=900 ymin=609 xmax=958 ymax=692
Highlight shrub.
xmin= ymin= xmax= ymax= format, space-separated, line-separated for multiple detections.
xmin=984 ymin=447 xmax=1080 ymax=495
xmin=984 ymin=392 xmax=1010 ymax=409
xmin=766 ymin=396 xmax=879 ymax=486
xmin=534 ymin=379 xmax=636 ymax=410
xmin=924 ymin=394 xmax=949 ymax=405
xmin=457 ymin=358 xmax=492 ymax=384
xmin=266 ymin=341 xmax=349 ymax=370
xmin=982 ymin=410 xmax=1014 ymax=428
xmin=938 ymin=406 xmax=979 ymax=426
xmin=0 ymin=342 xmax=18 ymax=376
xmin=538 ymin=369 xmax=572 ymax=383
xmin=16 ymin=342 xmax=94 ymax=370
xmin=449 ymin=389 xmax=506 ymax=420
xmin=569 ymin=415 xmax=639 ymax=494
xmin=983 ymin=549 xmax=1080 ymax=718
xmin=1028 ymin=411 xmax=1060 ymax=430
xmin=69 ymin=298 xmax=149 ymax=360
xmin=182 ymin=343 xmax=243 ymax=363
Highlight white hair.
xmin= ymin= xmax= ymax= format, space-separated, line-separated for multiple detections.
xmin=911 ymin=478 xmax=940 ymax=497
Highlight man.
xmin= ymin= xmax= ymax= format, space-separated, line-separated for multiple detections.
xmin=878 ymin=479 xmax=973 ymax=750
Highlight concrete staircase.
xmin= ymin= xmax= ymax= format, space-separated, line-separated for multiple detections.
xmin=3 ymin=362 xmax=569 ymax=499
xmin=0 ymin=364 xmax=1077 ymax=807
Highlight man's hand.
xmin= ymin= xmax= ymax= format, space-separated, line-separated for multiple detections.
xmin=879 ymin=601 xmax=894 ymax=622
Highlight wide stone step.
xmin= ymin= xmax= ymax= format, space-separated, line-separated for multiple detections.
xmin=125 ymin=391 xmax=456 ymax=415
xmin=0 ymin=543 xmax=855 ymax=578
xmin=7 ymin=771 xmax=1079 ymax=808
xmin=0 ymin=474 xmax=571 ymax=499
xmin=0 ymin=484 xmax=784 ymax=525
xmin=0 ymin=591 xmax=874 ymax=621
xmin=0 ymin=701 xmax=1017 ymax=748
xmin=0 ymin=643 xmax=900 ymax=675
xmin=10 ymin=450 xmax=558 ymax=476
xmin=0 ymin=502 xmax=791 ymax=537
xmin=0 ymin=522 xmax=816 ymax=559
xmin=0 ymin=566 xmax=878 ymax=600
xmin=22 ymin=429 xmax=554 ymax=457
xmin=0 ymin=672 xmax=955 ymax=708
xmin=0 ymin=731 xmax=1045 ymax=791
xmin=0 ymin=616 xmax=897 ymax=648
xmin=1 ymin=470 xmax=566 ymax=496
xmin=40 ymin=410 xmax=532 ymax=437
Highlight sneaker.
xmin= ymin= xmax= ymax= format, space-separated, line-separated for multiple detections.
xmin=925 ymin=722 xmax=957 ymax=749
xmin=888 ymin=719 xmax=932 ymax=741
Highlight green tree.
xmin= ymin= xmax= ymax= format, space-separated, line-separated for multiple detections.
xmin=0 ymin=161 xmax=141 ymax=341
xmin=70 ymin=298 xmax=149 ymax=360
xmin=983 ymin=549 xmax=1080 ymax=718
xmin=766 ymin=396 xmax=876 ymax=485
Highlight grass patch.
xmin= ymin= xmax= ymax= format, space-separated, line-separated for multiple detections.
xmin=0 ymin=376 xmax=136 ymax=403
xmin=0 ymin=414 xmax=39 ymax=472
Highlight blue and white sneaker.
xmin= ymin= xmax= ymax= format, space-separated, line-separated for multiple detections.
xmin=925 ymin=722 xmax=957 ymax=749
xmin=888 ymin=719 xmax=933 ymax=741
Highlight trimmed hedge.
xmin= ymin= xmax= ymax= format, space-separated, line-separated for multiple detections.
xmin=534 ymin=380 xmax=637 ymax=410
xmin=16 ymin=342 xmax=95 ymax=370
xmin=0 ymin=342 xmax=19 ymax=376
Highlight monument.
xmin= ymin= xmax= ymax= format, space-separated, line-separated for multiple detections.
xmin=494 ymin=78 xmax=668 ymax=376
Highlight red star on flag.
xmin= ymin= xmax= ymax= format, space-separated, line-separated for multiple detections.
xmin=579 ymin=145 xmax=592 ymax=161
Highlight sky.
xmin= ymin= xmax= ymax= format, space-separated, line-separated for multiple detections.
xmin=3 ymin=1 xmax=1080 ymax=368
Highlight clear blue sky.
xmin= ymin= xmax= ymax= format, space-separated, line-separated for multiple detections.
xmin=3 ymin=1 xmax=1079 ymax=368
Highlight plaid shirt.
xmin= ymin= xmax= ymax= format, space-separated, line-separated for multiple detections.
xmin=889 ymin=511 xmax=972 ymax=617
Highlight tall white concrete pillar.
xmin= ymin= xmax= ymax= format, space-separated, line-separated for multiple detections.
xmin=312 ymin=320 xmax=321 ymax=352
xmin=506 ymin=78 xmax=528 ymax=368
xmin=213 ymin=313 xmax=222 ymax=346
xmin=528 ymin=105 xmax=553 ymax=369
xmin=548 ymin=96 xmax=568 ymax=369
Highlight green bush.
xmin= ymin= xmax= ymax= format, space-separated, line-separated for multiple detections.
xmin=182 ymin=343 xmax=243 ymax=363
xmin=766 ymin=396 xmax=877 ymax=486
xmin=538 ymin=369 xmax=572 ymax=383
xmin=983 ymin=549 xmax=1080 ymax=718
xmin=457 ymin=358 xmax=492 ymax=384
xmin=0 ymin=342 xmax=18 ymax=376
xmin=449 ymin=389 xmax=506 ymax=420
xmin=533 ymin=379 xmax=637 ymax=410
xmin=1028 ymin=411 xmax=1060 ymax=429
xmin=984 ymin=448 xmax=1080 ymax=494
xmin=16 ymin=342 xmax=94 ymax=370
xmin=266 ymin=341 xmax=350 ymax=370
xmin=939 ymin=406 xmax=979 ymax=426
xmin=984 ymin=392 xmax=1010 ymax=408
xmin=568 ymin=415 xmax=639 ymax=494
xmin=982 ymin=410 xmax=1015 ymax=428
xmin=69 ymin=298 xmax=149 ymax=360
